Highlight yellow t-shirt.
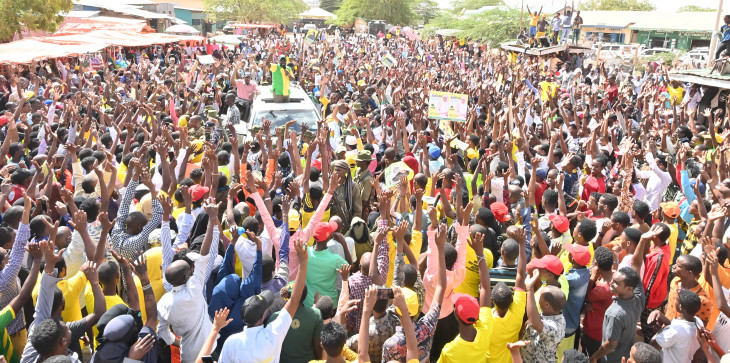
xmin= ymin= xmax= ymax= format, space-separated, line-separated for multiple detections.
xmin=530 ymin=14 xmax=539 ymax=26
xmin=301 ymin=193 xmax=330 ymax=246
xmin=668 ymin=223 xmax=678 ymax=263
xmin=32 ymin=270 xmax=87 ymax=324
xmin=488 ymin=289 xmax=527 ymax=363
xmin=438 ymin=306 xmax=494 ymax=363
xmin=668 ymin=86 xmax=684 ymax=106
xmin=453 ymin=247 xmax=494 ymax=298
xmin=386 ymin=231 xmax=423 ymax=287
xmin=84 ymin=289 xmax=129 ymax=348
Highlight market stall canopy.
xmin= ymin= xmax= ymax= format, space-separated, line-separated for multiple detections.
xmin=227 ymin=23 xmax=278 ymax=29
xmin=298 ymin=7 xmax=337 ymax=20
xmin=46 ymin=30 xmax=203 ymax=47
xmin=0 ymin=30 xmax=203 ymax=64
xmin=209 ymin=34 xmax=243 ymax=45
xmin=0 ymin=39 xmax=107 ymax=63
xmin=165 ymin=24 xmax=201 ymax=34
xmin=56 ymin=22 xmax=155 ymax=35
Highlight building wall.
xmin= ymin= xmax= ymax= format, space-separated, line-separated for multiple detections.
xmin=634 ymin=30 xmax=711 ymax=50
xmin=580 ymin=26 xmax=633 ymax=44
xmin=174 ymin=8 xmax=193 ymax=27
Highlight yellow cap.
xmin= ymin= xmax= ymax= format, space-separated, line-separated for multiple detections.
xmin=178 ymin=115 xmax=188 ymax=128
xmin=288 ymin=209 xmax=301 ymax=231
xmin=395 ymin=288 xmax=419 ymax=317
xmin=466 ymin=148 xmax=479 ymax=160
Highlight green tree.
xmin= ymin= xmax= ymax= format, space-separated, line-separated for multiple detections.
xmin=204 ymin=0 xmax=307 ymax=23
xmin=678 ymin=5 xmax=715 ymax=12
xmin=0 ymin=0 xmax=72 ymax=41
xmin=416 ymin=0 xmax=441 ymax=24
xmin=425 ymin=8 xmax=520 ymax=45
xmin=333 ymin=0 xmax=418 ymax=26
xmin=320 ymin=0 xmax=343 ymax=12
xmin=582 ymin=0 xmax=655 ymax=11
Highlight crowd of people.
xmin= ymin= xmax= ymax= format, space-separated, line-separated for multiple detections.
xmin=0 ymin=20 xmax=726 ymax=363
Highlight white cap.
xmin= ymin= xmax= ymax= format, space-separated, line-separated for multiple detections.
xmin=345 ymin=135 xmax=357 ymax=146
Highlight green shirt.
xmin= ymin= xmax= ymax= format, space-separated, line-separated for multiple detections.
xmin=304 ymin=247 xmax=347 ymax=306
xmin=268 ymin=306 xmax=323 ymax=363
xmin=0 ymin=306 xmax=18 ymax=363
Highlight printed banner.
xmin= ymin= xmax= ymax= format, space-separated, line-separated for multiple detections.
xmin=427 ymin=91 xmax=468 ymax=122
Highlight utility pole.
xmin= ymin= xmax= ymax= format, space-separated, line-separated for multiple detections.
xmin=709 ymin=0 xmax=724 ymax=67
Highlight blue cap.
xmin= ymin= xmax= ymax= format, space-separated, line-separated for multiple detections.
xmin=536 ymin=168 xmax=548 ymax=180
xmin=237 ymin=227 xmax=247 ymax=236
xmin=44 ymin=100 xmax=53 ymax=105
xmin=689 ymin=179 xmax=706 ymax=195
xmin=428 ymin=144 xmax=441 ymax=159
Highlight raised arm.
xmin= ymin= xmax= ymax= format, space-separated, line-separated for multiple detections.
xmin=131 ymin=255 xmax=158 ymax=329
xmin=524 ymin=270 xmax=544 ymax=332
xmin=515 ymin=227 xmax=527 ymax=291
xmin=283 ymin=236 xmax=308 ymax=318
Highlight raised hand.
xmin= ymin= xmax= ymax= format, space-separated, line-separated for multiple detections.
xmin=435 ymin=223 xmax=447 ymax=246
xmin=110 ymin=249 xmax=130 ymax=270
xmin=212 ymin=307 xmax=233 ymax=331
xmin=294 ymin=236 xmax=308 ymax=265
xmin=337 ymin=264 xmax=351 ymax=281
xmin=128 ymin=334 xmax=156 ymax=361
xmin=468 ymin=232 xmax=485 ymax=255
xmin=80 ymin=261 xmax=99 ymax=285
xmin=130 ymin=254 xmax=148 ymax=280
xmin=525 ymin=269 xmax=540 ymax=290
xmin=40 ymin=239 xmax=64 ymax=274
xmin=99 ymin=212 xmax=115 ymax=232
xmin=391 ymin=220 xmax=409 ymax=242
xmin=67 ymin=210 xmax=87 ymax=232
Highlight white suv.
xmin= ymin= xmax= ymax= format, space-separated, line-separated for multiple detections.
xmin=233 ymin=85 xmax=321 ymax=142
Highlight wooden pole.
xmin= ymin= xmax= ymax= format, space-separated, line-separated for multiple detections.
xmin=520 ymin=0 xmax=524 ymax=30
xmin=709 ymin=0 xmax=724 ymax=67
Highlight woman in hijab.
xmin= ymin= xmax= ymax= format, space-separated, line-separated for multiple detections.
xmin=330 ymin=160 xmax=361 ymax=227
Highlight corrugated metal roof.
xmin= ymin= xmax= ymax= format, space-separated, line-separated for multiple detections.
xmin=579 ymin=11 xmax=716 ymax=32
xmin=670 ymin=69 xmax=730 ymax=89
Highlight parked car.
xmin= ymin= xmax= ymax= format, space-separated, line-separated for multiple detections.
xmin=640 ymin=48 xmax=676 ymax=56
xmin=234 ymin=85 xmax=321 ymax=142
xmin=681 ymin=47 xmax=710 ymax=62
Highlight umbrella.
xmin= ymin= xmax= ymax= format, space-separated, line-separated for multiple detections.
xmin=164 ymin=24 xmax=200 ymax=34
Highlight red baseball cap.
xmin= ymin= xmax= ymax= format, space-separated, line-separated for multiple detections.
xmin=528 ymin=255 xmax=564 ymax=276
xmin=490 ymin=202 xmax=511 ymax=223
xmin=548 ymin=214 xmax=570 ymax=233
xmin=451 ymin=293 xmax=479 ymax=324
xmin=189 ymin=184 xmax=210 ymax=202
xmin=0 ymin=116 xmax=8 ymax=127
xmin=313 ymin=221 xmax=339 ymax=242
xmin=564 ymin=243 xmax=591 ymax=267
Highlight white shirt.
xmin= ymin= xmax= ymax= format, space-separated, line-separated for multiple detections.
xmin=235 ymin=235 xmax=273 ymax=280
xmin=157 ymin=252 xmax=214 ymax=363
xmin=219 ymin=308 xmax=293 ymax=363
xmin=655 ymin=317 xmax=702 ymax=363
xmin=711 ymin=288 xmax=730 ymax=354
xmin=635 ymin=152 xmax=671 ymax=212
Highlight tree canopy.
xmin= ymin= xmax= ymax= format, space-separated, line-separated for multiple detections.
xmin=416 ymin=0 xmax=441 ymax=24
xmin=203 ymin=0 xmax=307 ymax=23
xmin=678 ymin=5 xmax=715 ymax=12
xmin=320 ymin=0 xmax=343 ymax=13
xmin=582 ymin=0 xmax=655 ymax=11
xmin=425 ymin=8 xmax=520 ymax=45
xmin=333 ymin=0 xmax=419 ymax=26
xmin=0 ymin=0 xmax=72 ymax=41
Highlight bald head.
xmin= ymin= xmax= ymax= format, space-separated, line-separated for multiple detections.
xmin=55 ymin=227 xmax=72 ymax=249
xmin=165 ymin=260 xmax=191 ymax=287
xmin=540 ymin=285 xmax=566 ymax=314
xmin=360 ymin=252 xmax=372 ymax=275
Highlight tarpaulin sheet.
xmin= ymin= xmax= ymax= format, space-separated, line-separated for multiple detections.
xmin=0 ymin=39 xmax=107 ymax=64
xmin=46 ymin=30 xmax=199 ymax=47
xmin=56 ymin=22 xmax=155 ymax=36
xmin=0 ymin=30 xmax=203 ymax=63
xmin=228 ymin=23 xmax=277 ymax=29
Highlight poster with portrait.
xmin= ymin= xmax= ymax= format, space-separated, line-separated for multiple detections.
xmin=427 ymin=91 xmax=468 ymax=122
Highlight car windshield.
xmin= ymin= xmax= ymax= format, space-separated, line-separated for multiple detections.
xmin=253 ymin=109 xmax=319 ymax=134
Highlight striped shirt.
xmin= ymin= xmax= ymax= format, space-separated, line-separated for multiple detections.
xmin=0 ymin=223 xmax=30 ymax=336
xmin=110 ymin=180 xmax=163 ymax=259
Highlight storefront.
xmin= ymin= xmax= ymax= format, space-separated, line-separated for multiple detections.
xmin=581 ymin=26 xmax=632 ymax=44
xmin=633 ymin=30 xmax=710 ymax=50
